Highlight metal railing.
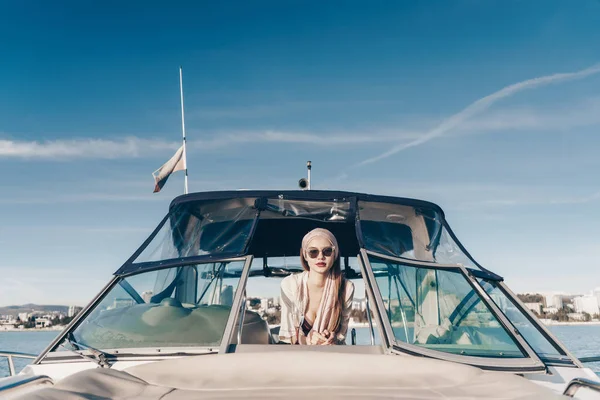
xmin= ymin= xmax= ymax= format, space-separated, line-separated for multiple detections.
xmin=0 ymin=351 xmax=37 ymax=377
xmin=580 ymin=356 xmax=600 ymax=363
xmin=563 ymin=378 xmax=600 ymax=397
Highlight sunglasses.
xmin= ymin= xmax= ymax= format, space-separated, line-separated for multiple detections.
xmin=306 ymin=246 xmax=335 ymax=259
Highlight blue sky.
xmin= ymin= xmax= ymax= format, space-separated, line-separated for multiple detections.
xmin=1 ymin=1 xmax=600 ymax=306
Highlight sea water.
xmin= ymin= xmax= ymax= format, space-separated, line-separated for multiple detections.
xmin=0 ymin=330 xmax=59 ymax=378
xmin=1 ymin=326 xmax=599 ymax=378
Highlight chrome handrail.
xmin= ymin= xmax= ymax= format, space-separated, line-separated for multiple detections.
xmin=579 ymin=356 xmax=600 ymax=363
xmin=365 ymin=293 xmax=375 ymax=345
xmin=237 ymin=292 xmax=247 ymax=345
xmin=0 ymin=351 xmax=37 ymax=377
xmin=563 ymin=378 xmax=600 ymax=397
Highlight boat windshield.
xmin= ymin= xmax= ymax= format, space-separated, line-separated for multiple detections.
xmin=368 ymin=255 xmax=526 ymax=358
xmin=64 ymin=260 xmax=246 ymax=351
xmin=358 ymin=201 xmax=478 ymax=268
xmin=133 ymin=198 xmax=258 ymax=264
xmin=58 ymin=193 xmax=565 ymax=369
xmin=126 ymin=195 xmax=478 ymax=269
xmin=478 ymin=279 xmax=566 ymax=361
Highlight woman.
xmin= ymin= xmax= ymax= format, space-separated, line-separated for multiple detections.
xmin=279 ymin=228 xmax=355 ymax=345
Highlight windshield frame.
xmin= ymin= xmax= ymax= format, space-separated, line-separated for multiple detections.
xmin=116 ymin=191 xmax=489 ymax=275
xmin=118 ymin=201 xmax=260 ymax=275
xmin=493 ymin=281 xmax=583 ymax=368
xmin=359 ymin=249 xmax=546 ymax=372
xmin=34 ymin=256 xmax=253 ymax=365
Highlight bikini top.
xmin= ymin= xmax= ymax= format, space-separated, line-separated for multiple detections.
xmin=300 ymin=316 xmax=313 ymax=336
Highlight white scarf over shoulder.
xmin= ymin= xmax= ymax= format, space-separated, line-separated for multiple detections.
xmin=279 ymin=271 xmax=354 ymax=343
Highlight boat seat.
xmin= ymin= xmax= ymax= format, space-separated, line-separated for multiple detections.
xmin=236 ymin=309 xmax=271 ymax=344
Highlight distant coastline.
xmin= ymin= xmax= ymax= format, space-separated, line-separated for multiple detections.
xmin=0 ymin=326 xmax=65 ymax=332
xmin=2 ymin=320 xmax=600 ymax=333
xmin=540 ymin=320 xmax=600 ymax=326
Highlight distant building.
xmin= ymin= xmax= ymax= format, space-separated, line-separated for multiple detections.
xmin=545 ymin=294 xmax=563 ymax=310
xmin=260 ymin=298 xmax=269 ymax=311
xmin=0 ymin=317 xmax=15 ymax=328
xmin=352 ymin=298 xmax=367 ymax=311
xmin=68 ymin=306 xmax=83 ymax=318
xmin=18 ymin=313 xmax=29 ymax=322
xmin=35 ymin=317 xmax=52 ymax=328
xmin=568 ymin=313 xmax=585 ymax=321
xmin=543 ymin=307 xmax=558 ymax=314
xmin=523 ymin=302 xmax=543 ymax=315
xmin=594 ymin=288 xmax=600 ymax=307
xmin=574 ymin=295 xmax=600 ymax=315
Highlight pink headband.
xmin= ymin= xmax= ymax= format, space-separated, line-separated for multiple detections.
xmin=301 ymin=228 xmax=339 ymax=259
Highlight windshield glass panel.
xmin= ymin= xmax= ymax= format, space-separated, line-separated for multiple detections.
xmin=368 ymin=255 xmax=526 ymax=358
xmin=358 ymin=201 xmax=438 ymax=262
xmin=134 ymin=198 xmax=257 ymax=263
xmin=358 ymin=201 xmax=478 ymax=268
xmin=433 ymin=227 xmax=478 ymax=268
xmin=66 ymin=261 xmax=245 ymax=350
xmin=478 ymin=279 xmax=565 ymax=360
xmin=262 ymin=198 xmax=352 ymax=222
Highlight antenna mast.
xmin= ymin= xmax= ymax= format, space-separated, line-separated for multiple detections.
xmin=179 ymin=66 xmax=189 ymax=194
xmin=298 ymin=161 xmax=312 ymax=190
xmin=307 ymin=161 xmax=311 ymax=190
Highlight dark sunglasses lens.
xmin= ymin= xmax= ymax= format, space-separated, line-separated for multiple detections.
xmin=308 ymin=249 xmax=320 ymax=258
xmin=322 ymin=247 xmax=333 ymax=257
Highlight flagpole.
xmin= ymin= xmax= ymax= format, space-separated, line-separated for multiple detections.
xmin=179 ymin=66 xmax=189 ymax=194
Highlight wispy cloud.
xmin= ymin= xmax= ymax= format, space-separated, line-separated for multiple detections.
xmin=0 ymin=193 xmax=165 ymax=204
xmin=458 ymin=97 xmax=600 ymax=135
xmin=188 ymin=129 xmax=418 ymax=149
xmin=355 ymin=63 xmax=600 ymax=167
xmin=4 ymin=88 xmax=600 ymax=162
xmin=0 ymin=137 xmax=179 ymax=160
xmin=0 ymin=130 xmax=419 ymax=161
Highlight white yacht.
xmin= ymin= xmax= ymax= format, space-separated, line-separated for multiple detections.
xmin=1 ymin=190 xmax=599 ymax=399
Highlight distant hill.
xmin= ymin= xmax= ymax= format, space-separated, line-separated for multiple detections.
xmin=0 ymin=304 xmax=72 ymax=316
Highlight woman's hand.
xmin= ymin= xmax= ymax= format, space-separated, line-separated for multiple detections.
xmin=307 ymin=330 xmax=334 ymax=345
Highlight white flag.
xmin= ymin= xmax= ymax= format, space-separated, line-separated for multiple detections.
xmin=152 ymin=145 xmax=186 ymax=193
